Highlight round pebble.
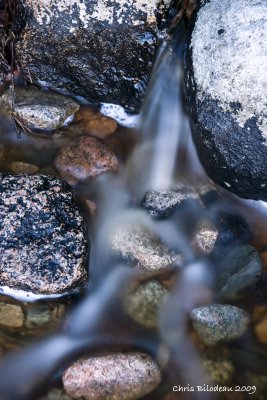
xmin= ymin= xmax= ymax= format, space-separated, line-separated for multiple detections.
xmin=75 ymin=108 xmax=117 ymax=138
xmin=8 ymin=161 xmax=39 ymax=174
xmin=0 ymin=303 xmax=24 ymax=328
xmin=55 ymin=136 xmax=118 ymax=185
xmin=191 ymin=304 xmax=250 ymax=345
xmin=63 ymin=352 xmax=161 ymax=400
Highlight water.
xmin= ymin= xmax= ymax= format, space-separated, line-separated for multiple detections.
xmin=0 ymin=14 xmax=266 ymax=400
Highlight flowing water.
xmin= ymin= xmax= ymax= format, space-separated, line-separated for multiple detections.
xmin=0 ymin=15 xmax=266 ymax=400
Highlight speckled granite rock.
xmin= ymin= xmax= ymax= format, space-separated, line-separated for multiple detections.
xmin=111 ymin=223 xmax=180 ymax=276
xmin=191 ymin=304 xmax=249 ymax=345
xmin=0 ymin=86 xmax=79 ymax=130
xmin=63 ymin=352 xmax=161 ymax=400
xmin=0 ymin=174 xmax=88 ymax=295
xmin=186 ymin=0 xmax=267 ymax=200
xmin=15 ymin=0 xmax=171 ymax=111
xmin=55 ymin=136 xmax=118 ymax=186
xmin=192 ymin=220 xmax=218 ymax=254
xmin=124 ymin=280 xmax=168 ymax=328
xmin=202 ymin=357 xmax=235 ymax=386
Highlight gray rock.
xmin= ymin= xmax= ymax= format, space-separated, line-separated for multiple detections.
xmin=192 ymin=220 xmax=218 ymax=254
xmin=202 ymin=357 xmax=235 ymax=385
xmin=0 ymin=174 xmax=88 ymax=295
xmin=1 ymin=86 xmax=79 ymax=130
xmin=191 ymin=304 xmax=250 ymax=345
xmin=124 ymin=280 xmax=168 ymax=328
xmin=62 ymin=352 xmax=161 ymax=400
xmin=186 ymin=0 xmax=267 ymax=200
xmin=218 ymin=245 xmax=262 ymax=301
xmin=111 ymin=223 xmax=180 ymax=276
xmin=15 ymin=0 xmax=171 ymax=112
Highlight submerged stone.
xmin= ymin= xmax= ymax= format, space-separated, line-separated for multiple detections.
xmin=63 ymin=352 xmax=161 ymax=400
xmin=0 ymin=174 xmax=88 ymax=296
xmin=0 ymin=303 xmax=24 ymax=328
xmin=191 ymin=304 xmax=249 ymax=345
xmin=15 ymin=0 xmax=172 ymax=111
xmin=186 ymin=0 xmax=267 ymax=200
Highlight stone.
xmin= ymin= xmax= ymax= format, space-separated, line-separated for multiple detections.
xmin=111 ymin=223 xmax=179 ymax=276
xmin=218 ymin=245 xmax=262 ymax=301
xmin=0 ymin=86 xmax=79 ymax=130
xmin=192 ymin=220 xmax=218 ymax=254
xmin=0 ymin=302 xmax=24 ymax=328
xmin=25 ymin=305 xmax=52 ymax=328
xmin=124 ymin=280 xmax=168 ymax=328
xmin=62 ymin=352 xmax=161 ymax=400
xmin=246 ymin=373 xmax=267 ymax=400
xmin=38 ymin=388 xmax=72 ymax=400
xmin=74 ymin=108 xmax=118 ymax=138
xmin=186 ymin=0 xmax=267 ymax=200
xmin=191 ymin=304 xmax=249 ymax=345
xmin=8 ymin=161 xmax=39 ymax=174
xmin=15 ymin=0 xmax=171 ymax=112
xmin=202 ymin=358 xmax=235 ymax=385
xmin=55 ymin=136 xmax=118 ymax=186
xmin=255 ymin=311 xmax=267 ymax=345
xmin=0 ymin=174 xmax=88 ymax=295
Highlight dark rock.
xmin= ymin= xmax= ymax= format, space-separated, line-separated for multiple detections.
xmin=55 ymin=136 xmax=118 ymax=186
xmin=217 ymin=245 xmax=262 ymax=301
xmin=185 ymin=0 xmax=267 ymax=200
xmin=15 ymin=0 xmax=171 ymax=112
xmin=0 ymin=174 xmax=88 ymax=295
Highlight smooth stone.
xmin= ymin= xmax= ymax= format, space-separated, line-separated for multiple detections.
xmin=74 ymin=108 xmax=118 ymax=138
xmin=16 ymin=0 xmax=171 ymax=111
xmin=0 ymin=174 xmax=88 ymax=295
xmin=218 ymin=245 xmax=262 ymax=301
xmin=191 ymin=304 xmax=249 ymax=345
xmin=55 ymin=136 xmax=118 ymax=186
xmin=63 ymin=352 xmax=161 ymax=400
xmin=0 ymin=302 xmax=24 ymax=328
xmin=202 ymin=358 xmax=235 ymax=385
xmin=186 ymin=0 xmax=267 ymax=200
xmin=111 ymin=223 xmax=180 ymax=277
xmin=1 ymin=86 xmax=79 ymax=130
xmin=192 ymin=220 xmax=218 ymax=254
xmin=8 ymin=161 xmax=39 ymax=174
xmin=124 ymin=280 xmax=168 ymax=328
xmin=25 ymin=305 xmax=52 ymax=328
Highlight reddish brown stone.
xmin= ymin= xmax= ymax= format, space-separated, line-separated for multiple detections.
xmin=55 ymin=136 xmax=118 ymax=185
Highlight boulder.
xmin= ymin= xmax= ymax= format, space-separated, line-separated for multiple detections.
xmin=0 ymin=174 xmax=88 ymax=296
xmin=15 ymin=0 xmax=172 ymax=112
xmin=186 ymin=0 xmax=267 ymax=200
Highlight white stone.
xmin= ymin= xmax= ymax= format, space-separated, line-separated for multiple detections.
xmin=191 ymin=0 xmax=267 ymax=140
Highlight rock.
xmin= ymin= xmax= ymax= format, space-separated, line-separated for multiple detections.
xmin=0 ymin=86 xmax=79 ymax=130
xmin=246 ymin=373 xmax=267 ymax=400
xmin=191 ymin=304 xmax=249 ymax=345
xmin=0 ymin=303 xmax=24 ymax=328
xmin=218 ymin=245 xmax=262 ymax=301
xmin=124 ymin=280 xmax=168 ymax=328
xmin=55 ymin=136 xmax=118 ymax=186
xmin=254 ymin=307 xmax=267 ymax=345
xmin=0 ymin=174 xmax=88 ymax=295
xmin=62 ymin=352 xmax=161 ymax=400
xmin=15 ymin=0 xmax=171 ymax=112
xmin=8 ymin=161 xmax=39 ymax=174
xmin=25 ymin=305 xmax=52 ymax=328
xmin=74 ymin=108 xmax=118 ymax=138
xmin=111 ymin=223 xmax=179 ymax=276
xmin=192 ymin=220 xmax=218 ymax=254
xmin=186 ymin=0 xmax=267 ymax=200
xmin=38 ymin=388 xmax=72 ymax=400
xmin=202 ymin=358 xmax=235 ymax=385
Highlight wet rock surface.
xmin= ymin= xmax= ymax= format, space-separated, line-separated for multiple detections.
xmin=202 ymin=357 xmax=235 ymax=385
xmin=1 ymin=86 xmax=79 ymax=130
xmin=0 ymin=174 xmax=88 ymax=295
xmin=186 ymin=0 xmax=267 ymax=200
xmin=63 ymin=352 xmax=161 ymax=400
xmin=217 ymin=245 xmax=262 ymax=301
xmin=16 ymin=0 xmax=171 ymax=111
xmin=55 ymin=136 xmax=118 ymax=186
xmin=74 ymin=108 xmax=118 ymax=138
xmin=192 ymin=220 xmax=218 ymax=255
xmin=124 ymin=280 xmax=168 ymax=328
xmin=0 ymin=303 xmax=24 ymax=328
xmin=191 ymin=304 xmax=250 ymax=345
